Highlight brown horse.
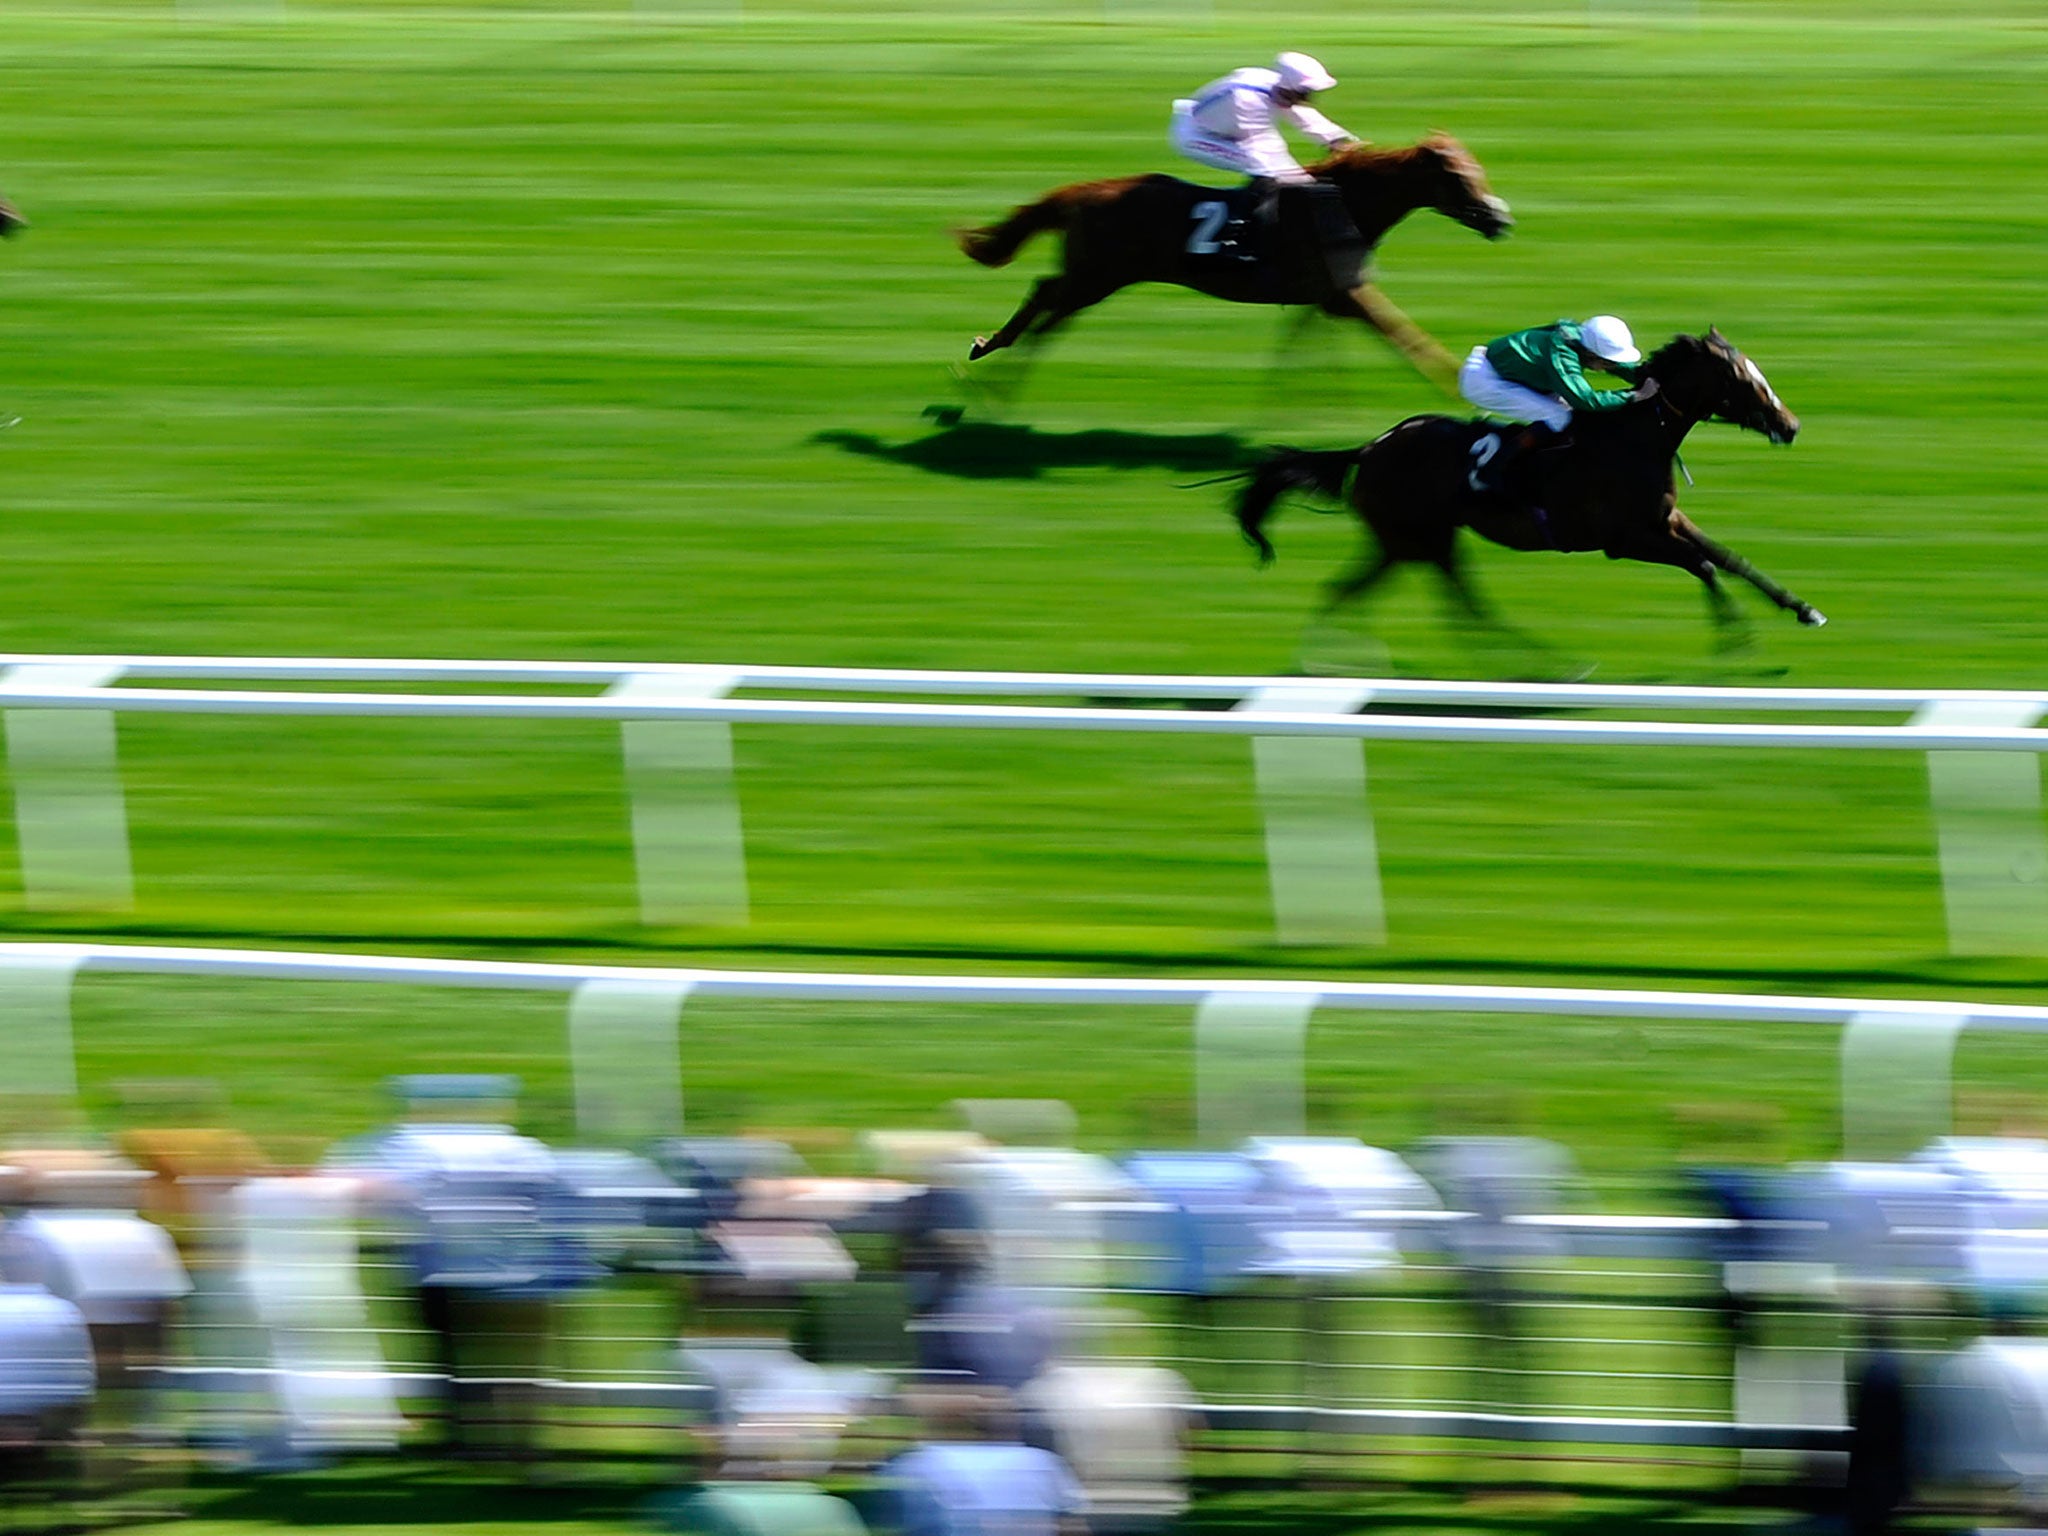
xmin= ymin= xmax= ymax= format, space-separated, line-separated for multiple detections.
xmin=1232 ymin=329 xmax=1826 ymax=638
xmin=957 ymin=134 xmax=1510 ymax=383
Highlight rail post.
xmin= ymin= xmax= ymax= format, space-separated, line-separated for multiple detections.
xmin=1194 ymin=990 xmax=1317 ymax=1146
xmin=1234 ymin=682 xmax=1384 ymax=946
xmin=610 ymin=669 xmax=749 ymax=927
xmin=0 ymin=946 xmax=84 ymax=1103
xmin=0 ymin=664 xmax=134 ymax=912
xmin=1917 ymin=698 xmax=2048 ymax=955
xmin=568 ymin=977 xmax=692 ymax=1147
xmin=1840 ymin=1009 xmax=1968 ymax=1160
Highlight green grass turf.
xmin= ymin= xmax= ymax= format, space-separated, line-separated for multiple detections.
xmin=3 ymin=0 xmax=2046 ymax=980
xmin=2 ymin=6 xmax=2047 ymax=1524
xmin=1 ymin=0 xmax=2044 ymax=1139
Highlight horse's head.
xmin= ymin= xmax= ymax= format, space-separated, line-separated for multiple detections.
xmin=1416 ymin=133 xmax=1513 ymax=240
xmin=1650 ymin=329 xmax=1799 ymax=444
xmin=1315 ymin=133 xmax=1511 ymax=241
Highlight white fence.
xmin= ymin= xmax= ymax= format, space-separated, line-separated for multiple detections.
xmin=2 ymin=654 xmax=2044 ymax=951
xmin=1 ymin=938 xmax=2038 ymax=1156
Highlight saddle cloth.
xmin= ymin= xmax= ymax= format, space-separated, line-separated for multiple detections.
xmin=1173 ymin=181 xmax=1367 ymax=291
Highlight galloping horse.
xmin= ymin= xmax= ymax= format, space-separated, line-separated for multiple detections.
xmin=957 ymin=134 xmax=1511 ymax=381
xmin=1231 ymin=329 xmax=1826 ymax=637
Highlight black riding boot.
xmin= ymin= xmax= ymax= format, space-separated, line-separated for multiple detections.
xmin=1246 ymin=176 xmax=1281 ymax=228
xmin=1220 ymin=176 xmax=1276 ymax=263
xmin=1302 ymin=181 xmax=1367 ymax=289
xmin=1468 ymin=420 xmax=1568 ymax=496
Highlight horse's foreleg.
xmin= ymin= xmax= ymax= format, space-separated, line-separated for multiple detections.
xmin=1331 ymin=283 xmax=1459 ymax=396
xmin=1260 ymin=307 xmax=1327 ymax=408
xmin=1431 ymin=546 xmax=1498 ymax=626
xmin=1693 ymin=566 xmax=1753 ymax=655
xmin=1608 ymin=523 xmax=1769 ymax=652
xmin=1671 ymin=511 xmax=1827 ymax=627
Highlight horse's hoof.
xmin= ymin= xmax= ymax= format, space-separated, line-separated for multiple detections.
xmin=1798 ymin=607 xmax=1828 ymax=628
xmin=967 ymin=337 xmax=992 ymax=361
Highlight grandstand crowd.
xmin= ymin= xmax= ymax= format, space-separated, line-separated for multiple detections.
xmin=3 ymin=1074 xmax=2048 ymax=1531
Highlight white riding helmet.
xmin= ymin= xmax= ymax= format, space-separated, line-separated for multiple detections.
xmin=1579 ymin=314 xmax=1642 ymax=365
xmin=1274 ymin=52 xmax=1337 ymax=95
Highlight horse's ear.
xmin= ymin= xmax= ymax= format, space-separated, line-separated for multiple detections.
xmin=1707 ymin=324 xmax=1728 ymax=346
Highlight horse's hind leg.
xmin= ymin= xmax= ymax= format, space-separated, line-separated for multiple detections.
xmin=970 ymin=274 xmax=1121 ymax=362
xmin=1432 ymin=550 xmax=1572 ymax=669
xmin=1320 ymin=548 xmax=1398 ymax=614
xmin=970 ymin=278 xmax=1062 ymax=361
xmin=1297 ymin=549 xmax=1398 ymax=675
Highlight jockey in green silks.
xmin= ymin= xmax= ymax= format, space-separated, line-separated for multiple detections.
xmin=1459 ymin=316 xmax=1661 ymax=495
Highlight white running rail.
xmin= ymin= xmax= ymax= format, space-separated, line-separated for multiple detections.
xmin=3 ymin=935 xmax=2044 ymax=1019
xmin=0 ymin=654 xmax=2041 ymax=950
xmin=0 ymin=934 xmax=2029 ymax=1178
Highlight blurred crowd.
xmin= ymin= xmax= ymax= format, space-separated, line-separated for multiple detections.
xmin=7 ymin=1077 xmax=2048 ymax=1532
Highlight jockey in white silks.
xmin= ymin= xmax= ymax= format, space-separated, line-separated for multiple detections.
xmin=1169 ymin=53 xmax=1358 ymax=187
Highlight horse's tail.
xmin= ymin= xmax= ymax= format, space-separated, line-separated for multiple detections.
xmin=957 ymin=192 xmax=1069 ymax=268
xmin=1234 ymin=448 xmax=1355 ymax=567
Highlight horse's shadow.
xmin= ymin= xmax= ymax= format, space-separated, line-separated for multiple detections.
xmin=814 ymin=417 xmax=1255 ymax=483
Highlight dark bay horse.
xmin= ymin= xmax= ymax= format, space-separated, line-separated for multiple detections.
xmin=957 ymin=134 xmax=1510 ymax=382
xmin=1232 ymin=329 xmax=1827 ymax=637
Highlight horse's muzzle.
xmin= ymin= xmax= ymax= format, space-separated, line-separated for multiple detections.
xmin=1473 ymin=196 xmax=1513 ymax=239
xmin=1768 ymin=416 xmax=1800 ymax=445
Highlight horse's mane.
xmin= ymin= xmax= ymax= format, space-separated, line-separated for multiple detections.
xmin=1643 ymin=333 xmax=1716 ymax=380
xmin=1310 ymin=131 xmax=1471 ymax=181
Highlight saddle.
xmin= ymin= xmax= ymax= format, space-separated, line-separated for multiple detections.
xmin=1176 ymin=181 xmax=1368 ymax=292
xmin=1460 ymin=420 xmax=1567 ymax=545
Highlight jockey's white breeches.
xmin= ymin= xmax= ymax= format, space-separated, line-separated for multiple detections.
xmin=1168 ymin=100 xmax=1314 ymax=183
xmin=1458 ymin=347 xmax=1572 ymax=431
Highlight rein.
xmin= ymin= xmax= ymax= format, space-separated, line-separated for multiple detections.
xmin=1643 ymin=379 xmax=1700 ymax=486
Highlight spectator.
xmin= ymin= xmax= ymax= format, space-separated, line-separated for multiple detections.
xmin=325 ymin=1077 xmax=599 ymax=1464
xmin=879 ymin=1388 xmax=1084 ymax=1536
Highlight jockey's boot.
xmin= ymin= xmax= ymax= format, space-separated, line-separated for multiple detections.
xmin=1222 ymin=176 xmax=1280 ymax=262
xmin=1246 ymin=176 xmax=1282 ymax=228
xmin=1302 ymin=182 xmax=1367 ymax=289
xmin=1468 ymin=421 xmax=1567 ymax=497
